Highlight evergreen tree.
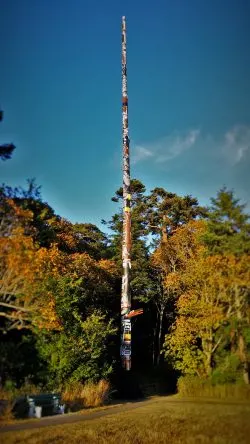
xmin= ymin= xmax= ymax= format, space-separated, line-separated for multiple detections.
xmin=0 ymin=108 xmax=15 ymax=161
xmin=204 ymin=187 xmax=250 ymax=255
xmin=204 ymin=188 xmax=250 ymax=383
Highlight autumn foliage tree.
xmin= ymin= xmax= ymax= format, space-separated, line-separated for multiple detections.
xmin=0 ymin=214 xmax=62 ymax=332
xmin=164 ymin=218 xmax=250 ymax=384
xmin=152 ymin=220 xmax=206 ymax=365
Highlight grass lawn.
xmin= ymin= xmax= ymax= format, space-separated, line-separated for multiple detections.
xmin=1 ymin=397 xmax=250 ymax=444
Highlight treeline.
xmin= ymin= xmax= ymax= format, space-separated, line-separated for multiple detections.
xmin=0 ymin=177 xmax=250 ymax=391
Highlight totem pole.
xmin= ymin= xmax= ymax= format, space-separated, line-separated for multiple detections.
xmin=120 ymin=16 xmax=143 ymax=371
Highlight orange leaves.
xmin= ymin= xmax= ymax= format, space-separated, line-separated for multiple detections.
xmin=6 ymin=198 xmax=33 ymax=221
xmin=0 ymin=223 xmax=65 ymax=330
xmin=98 ymin=259 xmax=119 ymax=277
xmin=0 ymin=197 xmax=34 ymax=240
xmin=0 ymin=227 xmax=37 ymax=289
xmin=50 ymin=217 xmax=79 ymax=253
xmin=36 ymin=245 xmax=67 ymax=277
xmin=37 ymin=298 xmax=62 ymax=331
xmin=0 ymin=227 xmax=39 ymax=329
xmin=1 ymin=191 xmax=118 ymax=335
xmin=65 ymin=252 xmax=118 ymax=284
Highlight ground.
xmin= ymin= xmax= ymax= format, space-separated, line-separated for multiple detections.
xmin=1 ymin=396 xmax=250 ymax=443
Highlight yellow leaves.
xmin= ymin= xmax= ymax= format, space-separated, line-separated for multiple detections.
xmin=36 ymin=245 xmax=66 ymax=277
xmin=162 ymin=220 xmax=250 ymax=377
xmin=38 ymin=298 xmax=62 ymax=331
xmin=164 ymin=272 xmax=180 ymax=291
xmin=151 ymin=221 xmax=208 ymax=303
xmin=152 ymin=220 xmax=207 ymax=271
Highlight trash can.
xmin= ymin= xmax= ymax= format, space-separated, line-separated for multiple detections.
xmin=28 ymin=400 xmax=35 ymax=418
xmin=35 ymin=406 xmax=42 ymax=418
xmin=59 ymin=404 xmax=65 ymax=414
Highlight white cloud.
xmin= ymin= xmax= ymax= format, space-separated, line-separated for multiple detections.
xmin=131 ymin=145 xmax=153 ymax=164
xmin=132 ymin=129 xmax=200 ymax=165
xmin=131 ymin=125 xmax=250 ymax=167
xmin=223 ymin=125 xmax=250 ymax=165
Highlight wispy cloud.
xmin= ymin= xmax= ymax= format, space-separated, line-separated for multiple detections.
xmin=131 ymin=125 xmax=250 ymax=167
xmin=223 ymin=125 xmax=250 ymax=165
xmin=132 ymin=145 xmax=154 ymax=164
xmin=131 ymin=129 xmax=200 ymax=165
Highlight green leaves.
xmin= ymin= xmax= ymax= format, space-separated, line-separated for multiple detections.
xmin=37 ymin=311 xmax=117 ymax=385
xmin=204 ymin=187 xmax=250 ymax=255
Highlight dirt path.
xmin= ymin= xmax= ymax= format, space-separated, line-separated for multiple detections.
xmin=0 ymin=398 xmax=156 ymax=433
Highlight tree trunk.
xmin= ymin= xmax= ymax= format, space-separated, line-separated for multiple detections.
xmin=238 ymin=332 xmax=249 ymax=385
xmin=235 ymin=291 xmax=249 ymax=384
xmin=152 ymin=313 xmax=158 ymax=366
xmin=156 ymin=306 xmax=164 ymax=366
xmin=205 ymin=354 xmax=212 ymax=377
xmin=202 ymin=333 xmax=213 ymax=377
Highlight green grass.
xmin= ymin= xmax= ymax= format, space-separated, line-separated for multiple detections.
xmin=1 ymin=397 xmax=250 ymax=444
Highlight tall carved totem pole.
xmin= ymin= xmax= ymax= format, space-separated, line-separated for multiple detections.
xmin=120 ymin=16 xmax=142 ymax=371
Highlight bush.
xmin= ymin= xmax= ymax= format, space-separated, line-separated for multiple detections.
xmin=0 ymin=387 xmax=15 ymax=421
xmin=0 ymin=399 xmax=15 ymax=422
xmin=177 ymin=375 xmax=250 ymax=400
xmin=62 ymin=379 xmax=111 ymax=411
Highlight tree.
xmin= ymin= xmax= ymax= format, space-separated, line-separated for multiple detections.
xmin=145 ymin=188 xmax=206 ymax=244
xmin=216 ymin=255 xmax=250 ymax=384
xmin=37 ymin=311 xmax=117 ymax=385
xmin=0 ymin=108 xmax=15 ymax=160
xmin=164 ymin=232 xmax=250 ymax=383
xmin=144 ymin=189 xmax=205 ymax=365
xmin=204 ymin=188 xmax=250 ymax=383
xmin=0 ymin=179 xmax=121 ymax=386
xmin=72 ymin=223 xmax=110 ymax=259
xmin=165 ymin=254 xmax=227 ymax=377
xmin=1 ymin=180 xmax=57 ymax=247
xmin=107 ymin=181 xmax=207 ymax=367
xmin=0 ymin=221 xmax=63 ymax=332
xmin=152 ymin=220 xmax=205 ymax=366
xmin=105 ymin=179 xmax=155 ymax=366
xmin=106 ymin=180 xmax=152 ymax=314
xmin=35 ymin=253 xmax=119 ymax=385
xmin=0 ymin=189 xmax=64 ymax=331
xmin=204 ymin=187 xmax=250 ymax=255
xmin=3 ymin=180 xmax=111 ymax=258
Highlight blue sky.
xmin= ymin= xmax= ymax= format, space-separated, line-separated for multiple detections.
xmin=1 ymin=0 xmax=250 ymax=228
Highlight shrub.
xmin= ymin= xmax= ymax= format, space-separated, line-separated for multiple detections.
xmin=0 ymin=387 xmax=15 ymax=421
xmin=177 ymin=375 xmax=250 ymax=400
xmin=62 ymin=379 xmax=111 ymax=411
